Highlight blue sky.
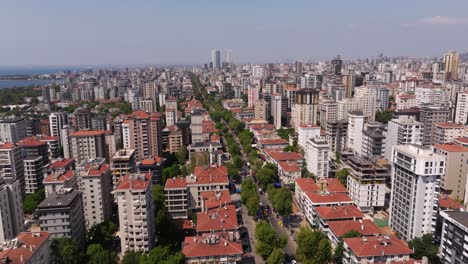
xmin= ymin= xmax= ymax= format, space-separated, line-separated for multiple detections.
xmin=1 ymin=0 xmax=467 ymax=65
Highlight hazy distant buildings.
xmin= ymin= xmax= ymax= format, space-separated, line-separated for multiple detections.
xmin=444 ymin=50 xmax=460 ymax=81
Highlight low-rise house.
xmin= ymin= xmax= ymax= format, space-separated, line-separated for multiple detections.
xmin=182 ymin=233 xmax=243 ymax=264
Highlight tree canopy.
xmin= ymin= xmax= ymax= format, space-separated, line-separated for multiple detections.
xmin=267 ymin=248 xmax=285 ymax=264
xmin=241 ymin=179 xmax=260 ymax=215
xmin=296 ymin=227 xmax=332 ymax=264
xmin=86 ymin=221 xmax=117 ymax=250
xmin=23 ymin=188 xmax=45 ymax=214
xmin=267 ymin=185 xmax=292 ymax=216
xmin=50 ymin=237 xmax=83 ymax=264
xmin=255 ymin=220 xmax=287 ymax=259
xmin=408 ymin=234 xmax=439 ymax=263
xmin=86 ymin=244 xmax=117 ymax=264
xmin=335 ymin=168 xmax=349 ymax=187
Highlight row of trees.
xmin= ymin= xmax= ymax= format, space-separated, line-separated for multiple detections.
xmin=241 ymin=179 xmax=260 ymax=215
xmin=255 ymin=221 xmax=287 ymax=261
xmin=296 ymin=227 xmax=332 ymax=264
xmin=256 ymin=163 xmax=278 ymax=189
xmin=267 ymin=185 xmax=293 ymax=216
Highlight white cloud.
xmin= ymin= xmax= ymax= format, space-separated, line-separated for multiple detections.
xmin=419 ymin=16 xmax=468 ymax=25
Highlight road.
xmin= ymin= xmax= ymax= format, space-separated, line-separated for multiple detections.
xmin=192 ymin=74 xmax=297 ymax=262
xmin=259 ymin=193 xmax=298 ymax=256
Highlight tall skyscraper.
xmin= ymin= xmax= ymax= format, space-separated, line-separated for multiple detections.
xmin=211 ymin=49 xmax=221 ymax=70
xmin=330 ymin=55 xmax=343 ymax=75
xmin=390 ymin=145 xmax=444 ymax=241
xmin=49 ymin=112 xmax=69 ymax=142
xmin=223 ymin=49 xmax=232 ymax=67
xmin=444 ymin=50 xmax=460 ymax=80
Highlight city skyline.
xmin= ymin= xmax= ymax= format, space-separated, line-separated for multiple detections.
xmin=1 ymin=0 xmax=468 ymax=65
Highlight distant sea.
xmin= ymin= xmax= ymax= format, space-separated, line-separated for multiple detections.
xmin=0 ymin=66 xmax=74 ymax=89
xmin=0 ymin=79 xmax=57 ymax=89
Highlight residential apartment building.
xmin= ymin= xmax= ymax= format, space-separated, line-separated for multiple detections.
xmin=37 ymin=189 xmax=86 ymax=249
xmin=165 ymin=166 xmax=229 ymax=219
xmin=122 ymin=111 xmax=162 ymax=160
xmin=390 ymin=145 xmax=445 ymax=241
xmin=69 ymin=130 xmax=108 ymax=163
xmin=305 ymin=136 xmax=330 ymax=178
xmin=0 ymin=232 xmax=51 ymax=264
xmin=76 ymin=160 xmax=113 ymax=230
xmin=0 ymin=118 xmax=27 ymax=143
xmin=440 ymin=211 xmax=468 ymax=264
xmin=384 ymin=117 xmax=422 ymax=161
xmin=343 ymin=156 xmax=389 ymax=212
xmin=111 ymin=149 xmax=136 ymax=188
xmin=254 ymin=100 xmax=268 ymax=121
xmin=115 ymin=173 xmax=155 ymax=253
xmin=49 ymin=112 xmax=68 ymax=141
xmin=271 ymin=94 xmax=283 ymax=129
xmin=319 ymin=100 xmax=338 ymax=128
xmin=0 ymin=180 xmax=24 ymax=242
xmin=434 ymin=123 xmax=465 ymax=144
xmin=190 ymin=109 xmax=204 ymax=143
xmin=43 ymin=170 xmax=77 ymax=197
xmin=342 ymin=235 xmax=412 ymax=264
xmin=346 ymin=111 xmax=364 ymax=155
xmin=291 ymin=88 xmax=319 ymax=128
xmin=326 ymin=121 xmax=348 ymax=155
xmin=454 ymin=91 xmax=468 ymax=124
xmin=433 ymin=144 xmax=468 ymax=200
xmin=297 ymin=125 xmax=321 ymax=149
xmin=0 ymin=142 xmax=24 ymax=193
xmin=419 ymin=105 xmax=451 ymax=145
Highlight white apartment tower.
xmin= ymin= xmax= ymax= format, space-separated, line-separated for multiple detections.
xmin=271 ymin=94 xmax=283 ymax=129
xmin=390 ymin=145 xmax=445 ymax=241
xmin=384 ymin=117 xmax=422 ymax=161
xmin=115 ymin=173 xmax=155 ymax=253
xmin=454 ymin=91 xmax=468 ymax=124
xmin=49 ymin=112 xmax=68 ymax=141
xmin=346 ymin=111 xmax=364 ymax=155
xmin=0 ymin=180 xmax=24 ymax=242
xmin=305 ymin=136 xmax=330 ymax=178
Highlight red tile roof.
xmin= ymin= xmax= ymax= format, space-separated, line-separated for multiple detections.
xmin=182 ymin=233 xmax=243 ymax=258
xmin=194 ymin=166 xmax=228 ymax=178
xmin=306 ymin=192 xmax=353 ymax=205
xmin=343 ymin=235 xmax=412 ymax=258
xmin=328 ymin=219 xmax=382 ymax=237
xmin=165 ymin=177 xmax=187 ymax=189
xmin=315 ymin=205 xmax=364 ymax=221
xmin=296 ymin=178 xmax=320 ymax=193
xmin=438 ymin=195 xmax=463 ymax=210
xmin=434 ymin=143 xmax=468 ymax=152
xmin=140 ymin=156 xmax=164 ymax=165
xmin=279 ymin=161 xmax=302 ymax=173
xmin=265 ymin=149 xmax=304 ymax=161
xmin=44 ymin=170 xmax=75 ymax=183
xmin=49 ymin=159 xmax=75 ymax=170
xmin=201 ymin=190 xmax=232 ymax=210
xmin=70 ymin=130 xmax=108 ymax=137
xmin=435 ymin=122 xmax=464 ymax=129
xmin=0 ymin=232 xmax=50 ymax=263
xmin=129 ymin=110 xmax=150 ymax=119
xmin=259 ymin=138 xmax=289 ymax=145
xmin=85 ymin=164 xmax=109 ymax=177
xmin=196 ymin=205 xmax=239 ymax=233
xmin=320 ymin=178 xmax=348 ymax=193
xmin=116 ymin=173 xmax=151 ymax=191
xmin=0 ymin=142 xmax=15 ymax=149
xmin=454 ymin=137 xmax=468 ymax=144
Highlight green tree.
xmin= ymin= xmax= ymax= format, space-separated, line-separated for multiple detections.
xmin=162 ymin=164 xmax=181 ymax=184
xmin=335 ymin=169 xmax=349 ymax=187
xmin=246 ymin=195 xmax=260 ymax=215
xmin=375 ymin=109 xmax=394 ymax=123
xmin=176 ymin=145 xmax=188 ymax=164
xmin=333 ymin=242 xmax=345 ymax=264
xmin=342 ymin=230 xmax=361 ymax=238
xmin=267 ymin=186 xmax=292 ymax=216
xmin=50 ymin=237 xmax=82 ymax=264
xmin=267 ymin=248 xmax=285 ymax=264
xmin=121 ymin=251 xmax=143 ymax=264
xmin=408 ymin=234 xmax=439 ymax=263
xmin=23 ymin=188 xmax=45 ymax=214
xmin=226 ymin=162 xmax=241 ymax=182
xmin=86 ymin=221 xmax=117 ymax=250
xmin=255 ymin=221 xmax=287 ymax=259
xmin=140 ymin=246 xmax=184 ymax=264
xmin=257 ymin=163 xmax=278 ymax=189
xmin=86 ymin=244 xmax=117 ymax=264
xmin=296 ymin=227 xmax=332 ymax=264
